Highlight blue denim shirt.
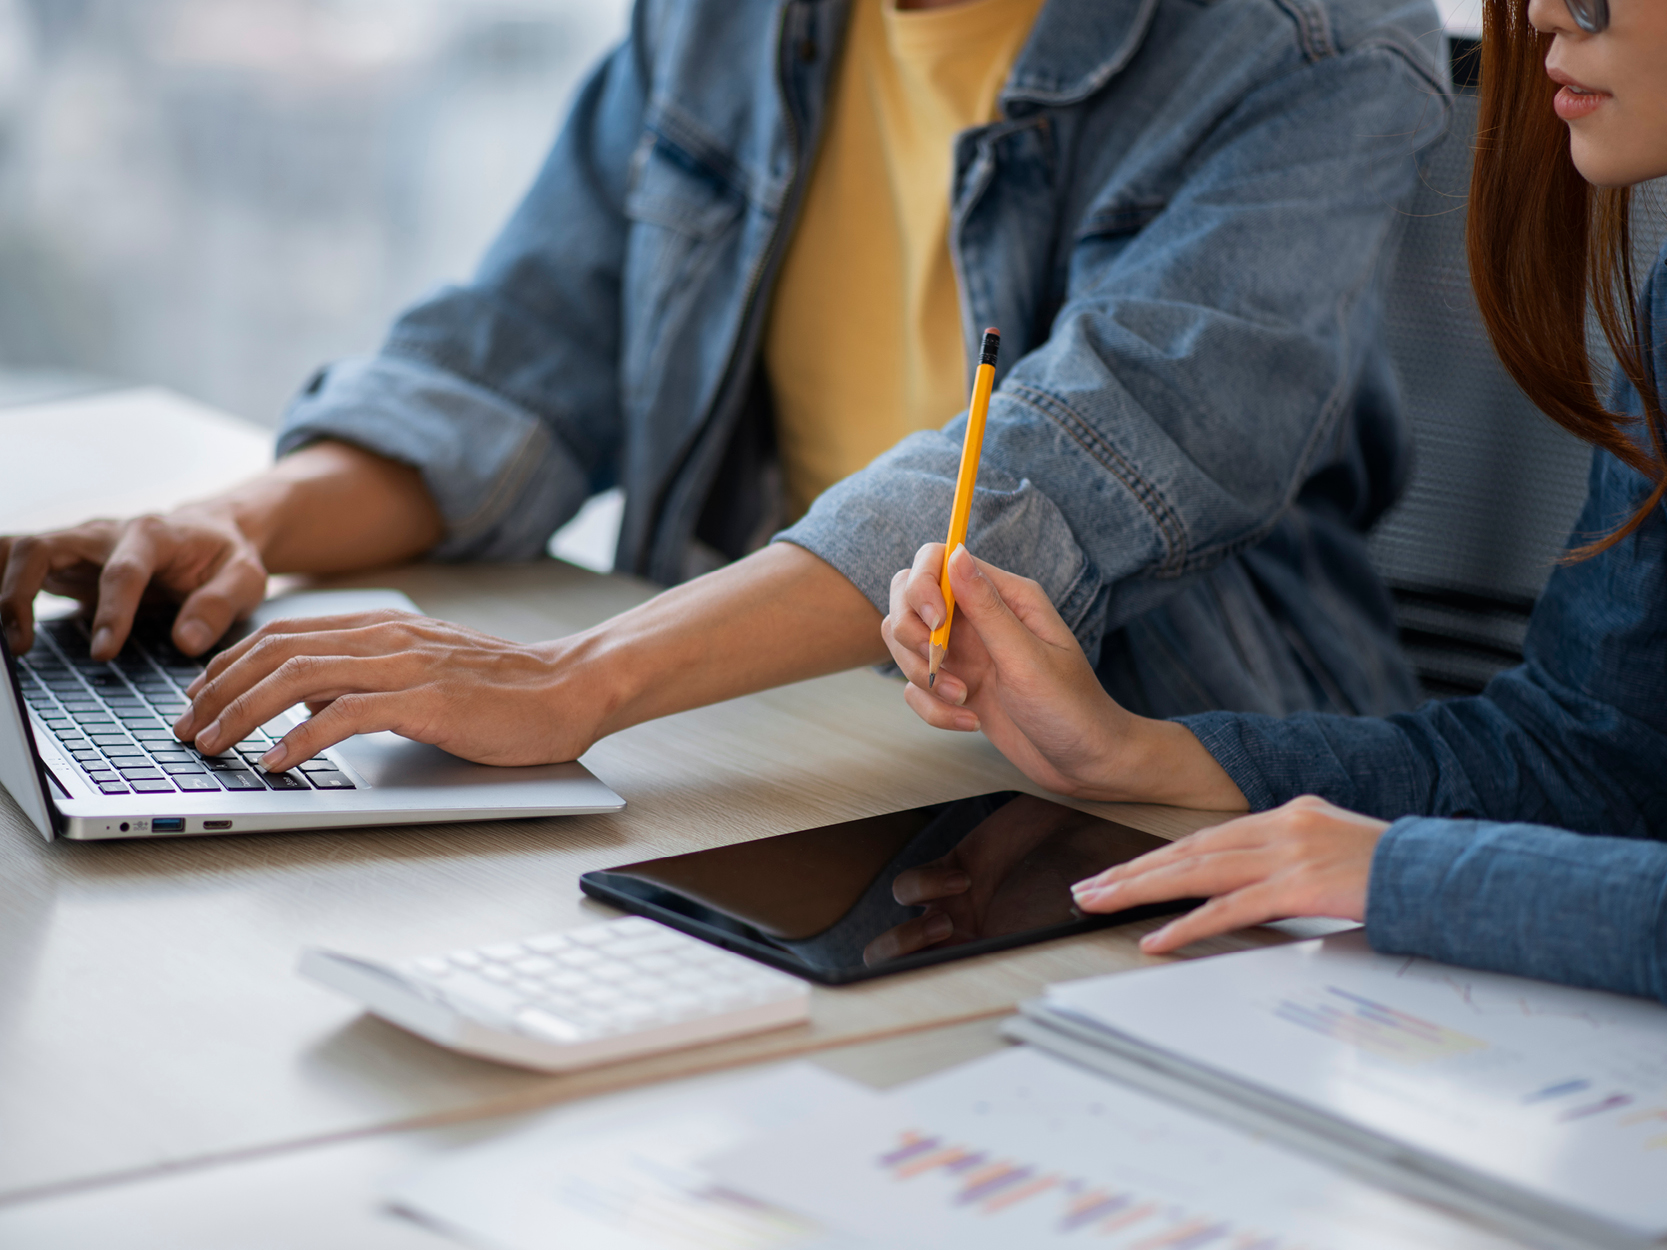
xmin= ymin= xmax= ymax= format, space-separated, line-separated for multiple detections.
xmin=277 ymin=0 xmax=1446 ymax=717
xmin=1184 ymin=247 xmax=1667 ymax=1003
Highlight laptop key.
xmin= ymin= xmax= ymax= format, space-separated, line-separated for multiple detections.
xmin=130 ymin=779 xmax=176 ymax=793
xmin=306 ymin=771 xmax=356 ymax=790
xmin=260 ymin=771 xmax=310 ymax=791
xmin=162 ymin=763 xmax=207 ymax=775
xmin=174 ymin=775 xmax=220 ymax=792
xmin=216 ymin=772 xmax=266 ymax=791
xmin=97 ymin=783 xmax=131 ymax=795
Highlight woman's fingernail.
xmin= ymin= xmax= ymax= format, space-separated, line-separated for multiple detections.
xmin=1075 ymin=883 xmax=1117 ymax=906
xmin=91 ymin=627 xmax=113 ymax=657
xmin=174 ymin=709 xmax=196 ymax=738
xmin=924 ymin=913 xmax=954 ymax=941
xmin=958 ymin=713 xmax=981 ymax=732
xmin=925 ymin=609 xmax=942 ymax=630
xmin=943 ymin=871 xmax=971 ymax=892
xmin=185 ymin=676 xmax=204 ymax=697
xmin=195 ymin=720 xmax=223 ymax=753
xmin=261 ymin=743 xmax=289 ymax=771
xmin=176 ymin=619 xmax=211 ymax=653
xmin=1140 ymin=925 xmax=1173 ymax=952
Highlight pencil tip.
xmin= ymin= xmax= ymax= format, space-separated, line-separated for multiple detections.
xmin=928 ymin=672 xmax=935 ymax=688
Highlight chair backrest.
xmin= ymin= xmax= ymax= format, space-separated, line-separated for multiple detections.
xmin=1370 ymin=41 xmax=1595 ymax=695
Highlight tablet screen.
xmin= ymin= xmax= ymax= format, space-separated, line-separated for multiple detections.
xmin=579 ymin=791 xmax=1198 ymax=984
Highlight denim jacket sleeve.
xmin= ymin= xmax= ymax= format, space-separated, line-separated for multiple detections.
xmin=274 ymin=20 xmax=653 ymax=561
xmin=782 ymin=15 xmax=1446 ymax=659
xmin=1365 ymin=817 xmax=1667 ymax=1003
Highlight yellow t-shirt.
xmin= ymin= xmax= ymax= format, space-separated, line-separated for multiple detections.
xmin=765 ymin=0 xmax=1045 ymax=520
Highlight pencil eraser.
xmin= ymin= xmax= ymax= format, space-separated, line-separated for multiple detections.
xmin=983 ymin=327 xmax=1000 ymax=337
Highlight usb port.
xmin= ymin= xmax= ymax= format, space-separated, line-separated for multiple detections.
xmin=151 ymin=818 xmax=185 ymax=833
xmin=203 ymin=820 xmax=233 ymax=831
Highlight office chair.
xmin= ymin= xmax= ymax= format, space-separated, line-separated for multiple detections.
xmin=1371 ymin=41 xmax=1617 ymax=697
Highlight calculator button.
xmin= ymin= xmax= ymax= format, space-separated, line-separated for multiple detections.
xmin=447 ymin=951 xmax=483 ymax=969
xmin=545 ymin=971 xmax=589 ymax=992
xmin=514 ymin=1008 xmax=583 ymax=1044
xmin=557 ymin=948 xmax=602 ymax=968
xmin=509 ymin=956 xmax=554 ymax=976
xmin=411 ymin=958 xmax=450 ymax=977
xmin=479 ymin=965 xmax=514 ymax=984
xmin=479 ymin=942 xmax=525 ymax=961
xmin=523 ymin=933 xmax=570 ymax=954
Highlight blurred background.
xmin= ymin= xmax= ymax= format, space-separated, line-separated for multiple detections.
xmin=0 ymin=0 xmax=630 ymax=423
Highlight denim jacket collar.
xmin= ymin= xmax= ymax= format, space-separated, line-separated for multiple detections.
xmin=1002 ymin=0 xmax=1160 ymax=109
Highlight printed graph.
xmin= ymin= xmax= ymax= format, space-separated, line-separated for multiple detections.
xmin=876 ymin=1130 xmax=1281 ymax=1247
xmin=1271 ymin=986 xmax=1488 ymax=1064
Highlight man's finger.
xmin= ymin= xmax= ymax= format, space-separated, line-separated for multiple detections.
xmin=173 ymin=553 xmax=268 ymax=655
xmin=187 ymin=609 xmax=420 ymax=696
xmin=260 ymin=690 xmax=410 ymax=770
xmin=90 ymin=523 xmax=167 ymax=659
xmin=187 ymin=646 xmax=414 ymax=752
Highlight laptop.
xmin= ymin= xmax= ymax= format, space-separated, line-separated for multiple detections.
xmin=0 ymin=589 xmax=624 ymax=841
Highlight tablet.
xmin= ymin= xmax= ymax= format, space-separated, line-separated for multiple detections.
xmin=579 ymin=791 xmax=1199 ymax=984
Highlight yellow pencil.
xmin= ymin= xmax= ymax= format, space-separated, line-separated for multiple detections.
xmin=928 ymin=327 xmax=1000 ymax=688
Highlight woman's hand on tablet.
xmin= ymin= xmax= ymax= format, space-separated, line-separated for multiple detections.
xmin=882 ymin=543 xmax=1245 ymax=811
xmin=1072 ymin=796 xmax=1389 ymax=953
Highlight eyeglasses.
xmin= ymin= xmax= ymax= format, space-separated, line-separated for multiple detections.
xmin=1565 ymin=0 xmax=1609 ymax=33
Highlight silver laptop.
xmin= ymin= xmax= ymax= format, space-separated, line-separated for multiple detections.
xmin=0 ymin=589 xmax=624 ymax=841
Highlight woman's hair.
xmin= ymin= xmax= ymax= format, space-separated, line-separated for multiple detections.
xmin=1468 ymin=0 xmax=1667 ymax=554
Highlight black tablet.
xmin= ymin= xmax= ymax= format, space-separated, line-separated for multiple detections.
xmin=579 ymin=790 xmax=1199 ymax=984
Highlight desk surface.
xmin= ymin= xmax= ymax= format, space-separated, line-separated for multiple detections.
xmin=0 ymin=391 xmax=1262 ymax=1220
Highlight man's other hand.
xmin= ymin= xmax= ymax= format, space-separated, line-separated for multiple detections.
xmin=0 ymin=507 xmax=267 ymax=661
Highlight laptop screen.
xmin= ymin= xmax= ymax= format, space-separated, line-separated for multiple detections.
xmin=0 ymin=625 xmax=61 ymax=841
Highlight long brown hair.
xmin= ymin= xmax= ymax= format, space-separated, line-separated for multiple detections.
xmin=1468 ymin=0 xmax=1667 ymax=554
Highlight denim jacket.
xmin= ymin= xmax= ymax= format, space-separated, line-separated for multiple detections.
xmin=1184 ymin=246 xmax=1667 ymax=1003
xmin=278 ymin=0 xmax=1446 ymax=711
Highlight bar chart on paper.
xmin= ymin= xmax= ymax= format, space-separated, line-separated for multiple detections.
xmin=708 ymin=1049 xmax=1521 ymax=1250
xmin=1044 ymin=932 xmax=1667 ymax=1236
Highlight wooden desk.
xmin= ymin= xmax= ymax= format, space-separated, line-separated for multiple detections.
xmin=0 ymin=390 xmax=1262 ymax=1218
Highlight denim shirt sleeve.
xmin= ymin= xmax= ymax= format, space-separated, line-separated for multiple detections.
xmin=1178 ymin=251 xmax=1667 ymax=838
xmin=782 ymin=33 xmax=1445 ymax=659
xmin=1367 ymin=817 xmax=1667 ymax=1004
xmin=275 ymin=24 xmax=652 ymax=561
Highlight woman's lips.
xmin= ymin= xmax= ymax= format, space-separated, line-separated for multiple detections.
xmin=1548 ymin=66 xmax=1610 ymax=121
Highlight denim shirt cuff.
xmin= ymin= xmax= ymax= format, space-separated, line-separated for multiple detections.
xmin=1362 ymin=815 xmax=1443 ymax=954
xmin=277 ymin=355 xmax=591 ymax=562
xmin=1176 ymin=711 xmax=1286 ymax=811
xmin=777 ymin=430 xmax=1108 ymax=663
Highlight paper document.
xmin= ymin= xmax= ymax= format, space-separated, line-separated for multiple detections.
xmin=1045 ymin=931 xmax=1667 ymax=1238
xmin=709 ymin=1048 xmax=1519 ymax=1249
xmin=387 ymin=1063 xmax=869 ymax=1250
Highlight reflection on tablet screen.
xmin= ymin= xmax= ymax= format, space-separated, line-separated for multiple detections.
xmin=579 ymin=791 xmax=1199 ymax=984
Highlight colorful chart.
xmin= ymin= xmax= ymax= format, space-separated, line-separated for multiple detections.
xmin=1273 ymin=986 xmax=1489 ymax=1064
xmin=875 ymin=1128 xmax=1282 ymax=1247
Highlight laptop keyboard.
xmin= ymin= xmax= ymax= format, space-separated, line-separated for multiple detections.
xmin=13 ymin=617 xmax=355 ymax=797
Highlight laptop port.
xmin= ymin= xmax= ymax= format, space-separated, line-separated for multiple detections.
xmin=203 ymin=820 xmax=233 ymax=831
xmin=152 ymin=818 xmax=185 ymax=833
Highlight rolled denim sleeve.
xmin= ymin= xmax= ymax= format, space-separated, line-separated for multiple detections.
xmin=276 ymin=19 xmax=653 ymax=562
xmin=1367 ymin=817 xmax=1667 ymax=1004
xmin=782 ymin=36 xmax=1445 ymax=661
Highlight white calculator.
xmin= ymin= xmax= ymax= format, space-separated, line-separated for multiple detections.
xmin=299 ymin=916 xmax=811 ymax=1072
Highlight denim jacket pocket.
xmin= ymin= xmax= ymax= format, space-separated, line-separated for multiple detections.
xmin=620 ymin=137 xmax=746 ymax=402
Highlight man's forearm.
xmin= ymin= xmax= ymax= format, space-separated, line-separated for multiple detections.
xmin=220 ymin=441 xmax=444 ymax=574
xmin=570 ymin=541 xmax=887 ymax=740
